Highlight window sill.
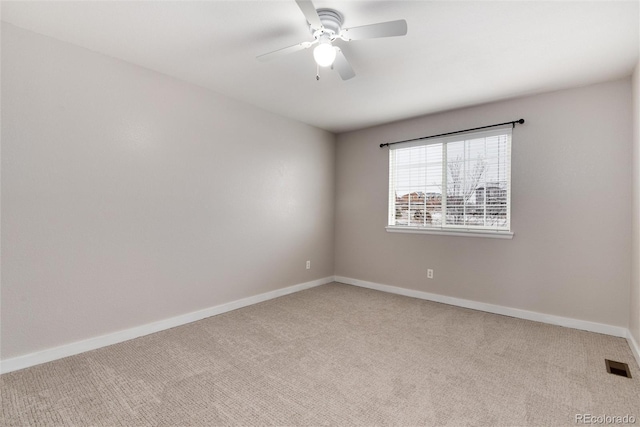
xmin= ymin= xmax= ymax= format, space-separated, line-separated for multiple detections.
xmin=385 ymin=226 xmax=514 ymax=239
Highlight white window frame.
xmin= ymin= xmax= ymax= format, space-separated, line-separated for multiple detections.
xmin=386 ymin=127 xmax=514 ymax=239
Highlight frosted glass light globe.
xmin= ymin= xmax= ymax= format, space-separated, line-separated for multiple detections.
xmin=313 ymin=43 xmax=337 ymax=67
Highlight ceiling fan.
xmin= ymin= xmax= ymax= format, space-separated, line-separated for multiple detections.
xmin=257 ymin=0 xmax=408 ymax=81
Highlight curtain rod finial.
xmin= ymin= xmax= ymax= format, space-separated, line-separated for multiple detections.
xmin=518 ymin=119 xmax=525 ymax=124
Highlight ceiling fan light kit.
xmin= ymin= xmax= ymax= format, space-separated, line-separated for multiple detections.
xmin=257 ymin=0 xmax=408 ymax=81
xmin=313 ymin=36 xmax=336 ymax=67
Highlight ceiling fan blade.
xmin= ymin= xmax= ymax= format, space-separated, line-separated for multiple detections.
xmin=295 ymin=0 xmax=323 ymax=29
xmin=341 ymin=19 xmax=407 ymax=41
xmin=333 ymin=48 xmax=355 ymax=81
xmin=257 ymin=41 xmax=312 ymax=62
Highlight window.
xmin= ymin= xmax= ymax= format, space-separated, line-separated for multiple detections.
xmin=387 ymin=127 xmax=512 ymax=238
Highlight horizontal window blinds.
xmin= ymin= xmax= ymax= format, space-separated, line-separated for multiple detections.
xmin=389 ymin=128 xmax=511 ymax=232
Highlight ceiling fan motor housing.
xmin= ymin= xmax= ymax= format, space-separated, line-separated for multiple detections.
xmin=312 ymin=8 xmax=343 ymax=39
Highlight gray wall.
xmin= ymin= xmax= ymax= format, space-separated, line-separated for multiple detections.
xmin=1 ymin=24 xmax=336 ymax=359
xmin=335 ymin=78 xmax=632 ymax=328
xmin=2 ymin=22 xmax=636 ymax=364
xmin=631 ymin=61 xmax=640 ymax=344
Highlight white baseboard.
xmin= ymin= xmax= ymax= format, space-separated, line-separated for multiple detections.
xmin=334 ymin=276 xmax=629 ymax=338
xmin=3 ymin=275 xmax=635 ymax=375
xmin=627 ymin=331 xmax=640 ymax=370
xmin=0 ymin=276 xmax=333 ymax=374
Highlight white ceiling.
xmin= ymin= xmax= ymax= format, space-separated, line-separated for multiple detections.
xmin=2 ymin=1 xmax=639 ymax=133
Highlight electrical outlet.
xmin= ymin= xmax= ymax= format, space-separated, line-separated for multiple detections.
xmin=427 ymin=269 xmax=434 ymax=279
xmin=306 ymin=260 xmax=311 ymax=270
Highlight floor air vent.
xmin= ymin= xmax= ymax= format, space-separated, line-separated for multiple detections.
xmin=605 ymin=359 xmax=632 ymax=378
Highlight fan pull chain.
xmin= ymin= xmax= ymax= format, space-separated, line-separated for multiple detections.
xmin=316 ymin=63 xmax=320 ymax=81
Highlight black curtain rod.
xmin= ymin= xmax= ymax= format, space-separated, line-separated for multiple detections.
xmin=379 ymin=119 xmax=525 ymax=148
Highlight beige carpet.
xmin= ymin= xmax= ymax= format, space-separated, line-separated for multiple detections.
xmin=1 ymin=283 xmax=639 ymax=426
